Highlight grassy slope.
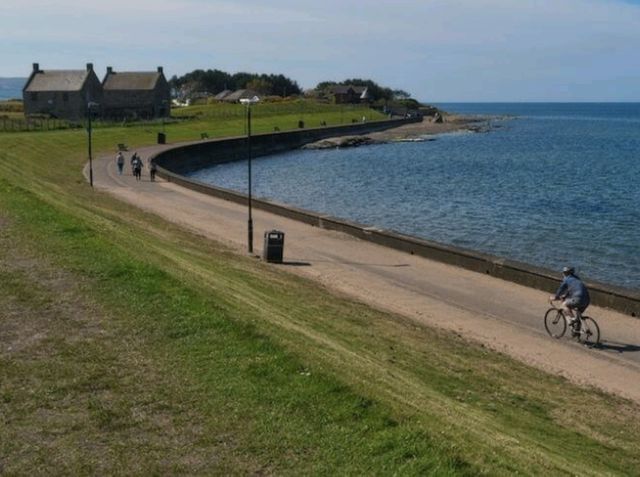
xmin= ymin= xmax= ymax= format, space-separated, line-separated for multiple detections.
xmin=1 ymin=103 xmax=640 ymax=475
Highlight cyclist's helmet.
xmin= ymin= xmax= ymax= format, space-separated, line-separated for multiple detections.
xmin=562 ymin=266 xmax=575 ymax=275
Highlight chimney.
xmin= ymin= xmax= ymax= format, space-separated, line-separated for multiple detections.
xmin=157 ymin=66 xmax=163 ymax=74
xmin=32 ymin=63 xmax=40 ymax=73
xmin=86 ymin=62 xmax=93 ymax=72
xmin=107 ymin=66 xmax=113 ymax=75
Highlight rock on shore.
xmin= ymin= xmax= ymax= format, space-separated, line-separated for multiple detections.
xmin=302 ymin=136 xmax=384 ymax=150
xmin=301 ymin=113 xmax=506 ymax=150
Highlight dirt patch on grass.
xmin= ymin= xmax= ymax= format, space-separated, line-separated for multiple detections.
xmin=0 ymin=217 xmax=239 ymax=474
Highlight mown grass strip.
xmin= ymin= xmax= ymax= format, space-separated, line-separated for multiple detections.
xmin=1 ymin=105 xmax=640 ymax=475
xmin=0 ymin=181 xmax=478 ymax=475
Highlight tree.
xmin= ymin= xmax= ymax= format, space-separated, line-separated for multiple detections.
xmin=392 ymin=89 xmax=411 ymax=100
xmin=169 ymin=69 xmax=231 ymax=96
xmin=265 ymin=74 xmax=301 ymax=96
xmin=314 ymin=78 xmax=404 ymax=102
xmin=246 ymin=78 xmax=273 ymax=95
xmin=170 ymin=68 xmax=302 ymax=97
xmin=230 ymin=72 xmax=255 ymax=90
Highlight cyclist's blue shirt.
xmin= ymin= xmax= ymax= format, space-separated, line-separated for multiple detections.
xmin=555 ymin=274 xmax=590 ymax=307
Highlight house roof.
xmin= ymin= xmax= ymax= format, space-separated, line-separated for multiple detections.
xmin=103 ymin=71 xmax=162 ymax=91
xmin=222 ymin=89 xmax=260 ymax=102
xmin=214 ymin=89 xmax=232 ymax=100
xmin=24 ymin=70 xmax=90 ymax=92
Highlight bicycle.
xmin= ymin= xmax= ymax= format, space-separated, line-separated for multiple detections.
xmin=544 ymin=299 xmax=600 ymax=346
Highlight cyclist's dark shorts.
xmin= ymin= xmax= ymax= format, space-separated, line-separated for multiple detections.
xmin=565 ymin=297 xmax=588 ymax=312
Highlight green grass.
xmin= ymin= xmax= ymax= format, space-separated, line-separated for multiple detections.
xmin=0 ymin=100 xmax=23 ymax=113
xmin=1 ymin=102 xmax=640 ymax=475
xmin=173 ymin=99 xmax=380 ymax=122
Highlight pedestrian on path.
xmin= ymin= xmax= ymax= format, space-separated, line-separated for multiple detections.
xmin=130 ymin=152 xmax=139 ymax=175
xmin=116 ymin=151 xmax=125 ymax=175
xmin=133 ymin=156 xmax=143 ymax=181
xmin=149 ymin=161 xmax=157 ymax=182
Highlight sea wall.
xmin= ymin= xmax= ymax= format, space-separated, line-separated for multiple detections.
xmin=152 ymin=120 xmax=640 ymax=318
xmin=154 ymin=118 xmax=419 ymax=175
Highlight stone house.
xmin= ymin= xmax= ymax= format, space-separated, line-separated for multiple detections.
xmin=222 ymin=89 xmax=261 ymax=103
xmin=326 ymin=85 xmax=369 ymax=104
xmin=22 ymin=63 xmax=103 ymax=120
xmin=213 ymin=89 xmax=232 ymax=101
xmin=102 ymin=66 xmax=170 ymax=119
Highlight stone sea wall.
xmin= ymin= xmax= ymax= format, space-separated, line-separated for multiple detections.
xmin=153 ymin=118 xmax=419 ymax=175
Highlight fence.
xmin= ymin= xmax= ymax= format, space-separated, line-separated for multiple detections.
xmin=0 ymin=116 xmax=177 ymax=133
xmin=0 ymin=117 xmax=73 ymax=133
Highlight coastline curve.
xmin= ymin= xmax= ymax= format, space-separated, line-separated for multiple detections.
xmin=151 ymin=120 xmax=640 ymax=318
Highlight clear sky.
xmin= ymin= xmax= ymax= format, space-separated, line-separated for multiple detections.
xmin=2 ymin=0 xmax=640 ymax=101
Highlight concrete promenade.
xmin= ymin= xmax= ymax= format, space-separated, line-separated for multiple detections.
xmin=91 ymin=144 xmax=640 ymax=403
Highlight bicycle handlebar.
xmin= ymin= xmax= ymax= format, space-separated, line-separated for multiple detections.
xmin=548 ymin=297 xmax=561 ymax=309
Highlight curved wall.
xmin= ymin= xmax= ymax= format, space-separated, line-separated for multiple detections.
xmin=154 ymin=118 xmax=419 ymax=175
xmin=152 ymin=120 xmax=640 ymax=318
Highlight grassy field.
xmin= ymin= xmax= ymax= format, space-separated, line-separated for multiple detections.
xmin=1 ymin=102 xmax=640 ymax=475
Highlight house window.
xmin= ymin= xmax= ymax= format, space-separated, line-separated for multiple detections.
xmin=31 ymin=92 xmax=38 ymax=101
xmin=63 ymin=93 xmax=69 ymax=102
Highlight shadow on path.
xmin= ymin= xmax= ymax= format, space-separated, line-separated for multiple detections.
xmin=301 ymin=258 xmax=411 ymax=268
xmin=596 ymin=340 xmax=640 ymax=354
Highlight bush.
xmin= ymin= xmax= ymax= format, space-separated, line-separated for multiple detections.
xmin=0 ymin=100 xmax=24 ymax=113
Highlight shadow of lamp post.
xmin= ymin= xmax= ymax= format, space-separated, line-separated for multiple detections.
xmin=86 ymin=100 xmax=99 ymax=187
xmin=240 ymin=96 xmax=260 ymax=254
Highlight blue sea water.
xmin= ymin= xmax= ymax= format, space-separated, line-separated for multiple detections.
xmin=0 ymin=78 xmax=26 ymax=100
xmin=190 ymin=103 xmax=640 ymax=290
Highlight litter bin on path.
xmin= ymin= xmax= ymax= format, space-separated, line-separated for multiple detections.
xmin=263 ymin=230 xmax=285 ymax=263
xmin=157 ymin=132 xmax=166 ymax=144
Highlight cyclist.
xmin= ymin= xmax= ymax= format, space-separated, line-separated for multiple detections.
xmin=550 ymin=266 xmax=590 ymax=334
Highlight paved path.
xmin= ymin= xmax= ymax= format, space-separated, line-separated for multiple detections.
xmin=90 ymin=145 xmax=640 ymax=402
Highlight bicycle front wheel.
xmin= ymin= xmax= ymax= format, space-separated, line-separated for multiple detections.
xmin=544 ymin=308 xmax=566 ymax=338
xmin=580 ymin=317 xmax=600 ymax=346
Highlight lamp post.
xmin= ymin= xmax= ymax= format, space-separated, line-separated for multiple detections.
xmin=240 ymin=96 xmax=260 ymax=254
xmin=86 ymin=100 xmax=99 ymax=187
xmin=161 ymin=99 xmax=169 ymax=134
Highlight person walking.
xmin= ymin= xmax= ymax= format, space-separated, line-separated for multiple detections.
xmin=133 ymin=156 xmax=143 ymax=181
xmin=116 ymin=151 xmax=125 ymax=175
xmin=149 ymin=161 xmax=157 ymax=182
xmin=130 ymin=152 xmax=138 ymax=175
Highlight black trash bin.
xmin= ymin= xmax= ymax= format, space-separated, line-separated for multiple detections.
xmin=263 ymin=230 xmax=285 ymax=263
xmin=297 ymin=120 xmax=305 ymax=129
xmin=157 ymin=132 xmax=166 ymax=144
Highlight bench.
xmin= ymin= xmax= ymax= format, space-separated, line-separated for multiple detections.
xmin=200 ymin=133 xmax=209 ymax=140
xmin=117 ymin=143 xmax=128 ymax=151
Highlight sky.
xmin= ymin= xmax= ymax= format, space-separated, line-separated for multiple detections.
xmin=2 ymin=0 xmax=640 ymax=101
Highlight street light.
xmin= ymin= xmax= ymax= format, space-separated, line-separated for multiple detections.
xmin=240 ymin=96 xmax=260 ymax=254
xmin=86 ymin=100 xmax=99 ymax=187
xmin=161 ymin=99 xmax=169 ymax=134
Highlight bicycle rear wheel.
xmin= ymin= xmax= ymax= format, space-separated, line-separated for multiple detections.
xmin=579 ymin=317 xmax=600 ymax=346
xmin=544 ymin=308 xmax=566 ymax=338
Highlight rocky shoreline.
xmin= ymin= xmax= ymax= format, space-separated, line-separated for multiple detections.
xmin=302 ymin=136 xmax=383 ymax=150
xmin=302 ymin=113 xmax=506 ymax=150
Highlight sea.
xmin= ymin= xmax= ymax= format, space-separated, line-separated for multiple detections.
xmin=0 ymin=78 xmax=26 ymax=100
xmin=190 ymin=103 xmax=640 ymax=291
